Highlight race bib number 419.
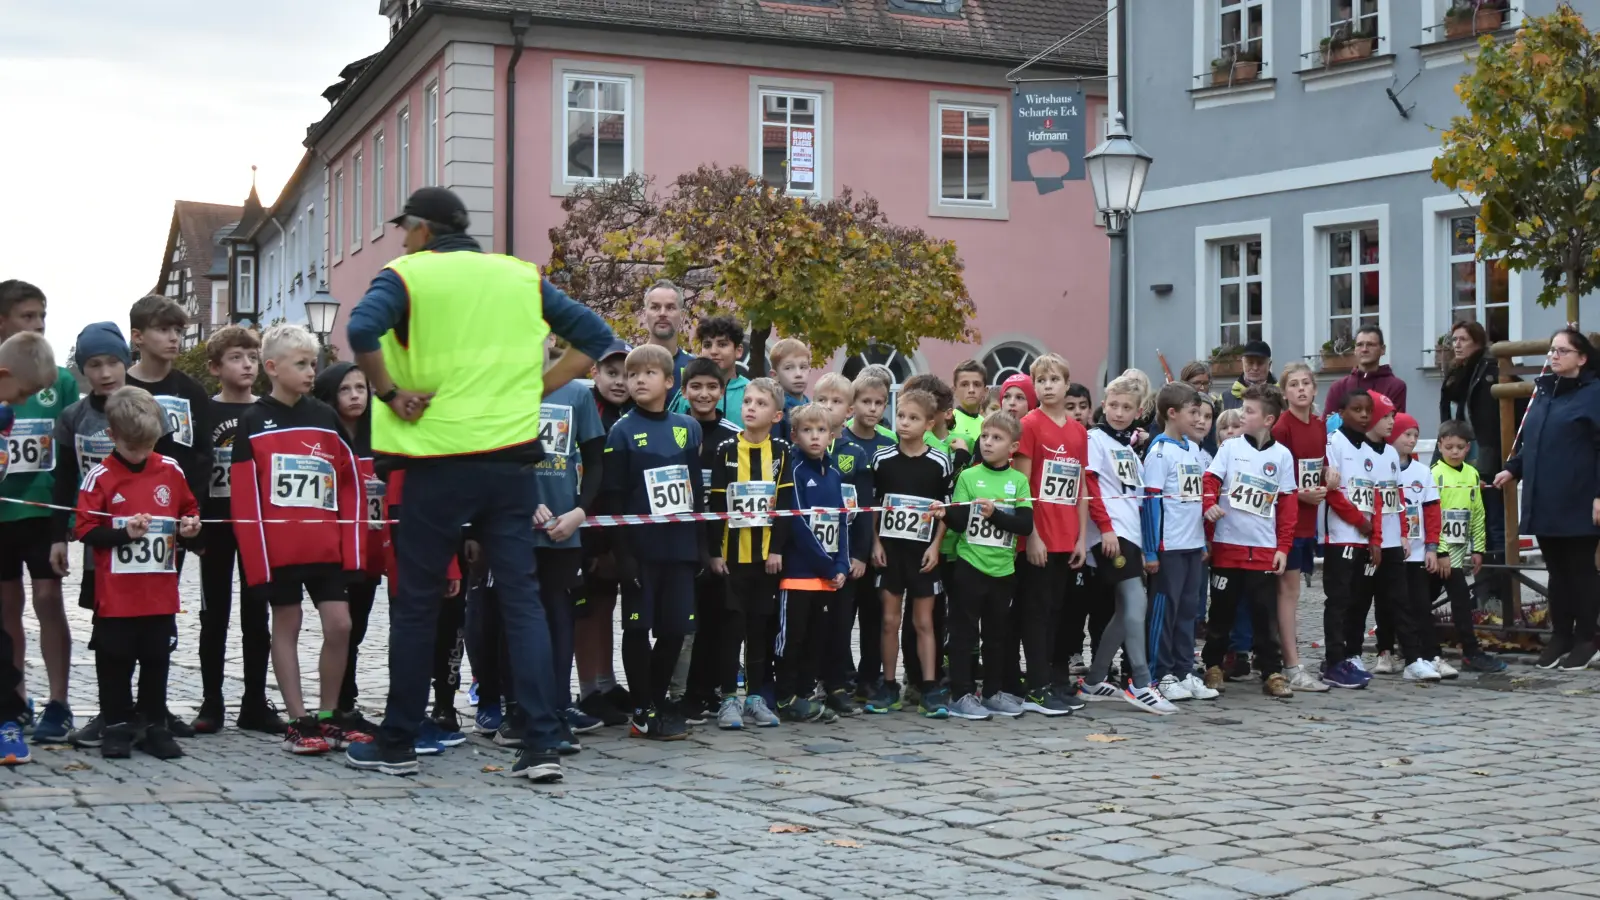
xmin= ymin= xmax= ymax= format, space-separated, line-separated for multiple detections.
xmin=645 ymin=465 xmax=693 ymax=516
xmin=270 ymin=454 xmax=337 ymax=511
xmin=6 ymin=419 xmax=54 ymax=475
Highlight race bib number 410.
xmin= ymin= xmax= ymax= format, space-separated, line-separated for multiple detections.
xmin=645 ymin=465 xmax=693 ymax=516
xmin=879 ymin=494 xmax=934 ymax=542
xmin=6 ymin=419 xmax=54 ymax=475
xmin=270 ymin=454 xmax=337 ymax=511
xmin=1227 ymin=472 xmax=1277 ymax=519
xmin=110 ymin=517 xmax=176 ymax=575
xmin=1177 ymin=463 xmax=1203 ymax=502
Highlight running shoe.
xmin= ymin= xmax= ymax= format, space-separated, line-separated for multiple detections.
xmin=31 ymin=700 xmax=73 ymax=744
xmin=948 ymin=693 xmax=992 ymax=721
xmin=777 ymin=696 xmax=823 ymax=723
xmin=1181 ymin=673 xmax=1222 ymax=699
xmin=562 ymin=706 xmax=604 ymax=735
xmin=413 ymin=733 xmax=445 ymax=756
xmin=919 ymin=687 xmax=950 ymax=719
xmin=1403 ymin=659 xmax=1442 ymax=682
xmin=1463 ymin=652 xmax=1507 ymax=673
xmin=824 ymin=689 xmax=861 ymax=717
xmin=100 ymin=722 xmax=135 ymax=759
xmin=137 ymin=724 xmax=184 ymax=760
xmin=467 ymin=678 xmax=480 ymax=706
xmin=1203 ymin=666 xmax=1227 ymax=693
xmin=0 ymin=720 xmax=29 ymax=765
xmin=1283 ymin=666 xmax=1328 ymax=693
xmin=852 ymin=681 xmax=874 ymax=704
xmin=1372 ymin=652 xmax=1401 ymax=675
xmin=744 ymin=695 xmax=781 ymax=727
xmin=1020 ymin=688 xmax=1075 ymax=716
xmin=419 ymin=717 xmax=467 ymax=748
xmin=1431 ymin=656 xmax=1460 ymax=680
xmin=1077 ymin=679 xmax=1122 ymax=701
xmin=578 ymin=691 xmax=629 ymax=727
xmin=629 ymin=707 xmax=657 ymax=739
xmin=1050 ymin=684 xmax=1087 ymax=711
xmin=191 ymin=698 xmax=226 ymax=735
xmin=983 ymin=692 xmax=1025 ymax=717
xmin=68 ymin=714 xmax=105 ymax=748
xmin=475 ymin=703 xmax=504 ymax=733
xmin=284 ymin=716 xmax=331 ymax=755
xmin=508 ymin=749 xmax=562 ymax=783
xmin=345 ymin=740 xmax=420 ymax=776
xmin=236 ymin=698 xmax=288 ymax=735
xmin=1321 ymin=659 xmax=1367 ymax=690
xmin=1261 ymin=673 xmax=1292 ymax=698
xmin=653 ymin=706 xmax=689 ymax=741
xmin=322 ymin=713 xmax=376 ymax=750
xmin=1535 ymin=638 xmax=1569 ymax=670
xmin=430 ymin=704 xmax=462 ymax=734
xmin=1559 ymin=640 xmax=1600 ymax=672
xmin=1124 ymin=683 xmax=1177 ymax=715
xmin=717 ymin=695 xmax=743 ymax=730
xmin=494 ymin=719 xmax=524 ymax=749
xmin=1158 ymin=675 xmax=1192 ymax=701
xmin=864 ymin=681 xmax=901 ymax=715
xmin=902 ymin=682 xmax=923 ymax=709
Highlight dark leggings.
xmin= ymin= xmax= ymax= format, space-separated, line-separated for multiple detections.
xmin=854 ymin=575 xmax=882 ymax=687
xmin=465 ymin=577 xmax=511 ymax=707
xmin=1540 ymin=534 xmax=1600 ymax=643
xmin=198 ymin=531 xmax=270 ymax=706
xmin=621 ymin=630 xmax=685 ymax=712
xmin=432 ymin=594 xmax=465 ymax=710
xmin=948 ymin=560 xmax=1012 ymax=698
xmin=339 ymin=578 xmax=380 ymax=711
xmin=92 ymin=615 xmax=174 ymax=725
xmin=1433 ymin=568 xmax=1482 ymax=654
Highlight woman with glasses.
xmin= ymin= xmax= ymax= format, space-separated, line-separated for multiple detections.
xmin=1494 ymin=327 xmax=1600 ymax=670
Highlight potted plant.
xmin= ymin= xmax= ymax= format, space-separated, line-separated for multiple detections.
xmin=1210 ymin=48 xmax=1262 ymax=86
xmin=1321 ymin=27 xmax=1376 ymax=65
xmin=1210 ymin=344 xmax=1245 ymax=378
xmin=1320 ymin=335 xmax=1357 ymax=371
xmin=1444 ymin=0 xmax=1507 ymax=41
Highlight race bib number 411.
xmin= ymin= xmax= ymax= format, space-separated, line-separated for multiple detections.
xmin=645 ymin=465 xmax=693 ymax=516
xmin=270 ymin=454 xmax=337 ymax=511
xmin=6 ymin=419 xmax=54 ymax=475
xmin=110 ymin=517 xmax=176 ymax=575
xmin=1112 ymin=448 xmax=1141 ymax=487
xmin=879 ymin=494 xmax=934 ymax=542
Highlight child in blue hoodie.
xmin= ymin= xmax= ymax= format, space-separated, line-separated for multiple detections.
xmin=771 ymin=404 xmax=850 ymax=723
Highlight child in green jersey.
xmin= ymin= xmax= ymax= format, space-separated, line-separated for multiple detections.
xmin=940 ymin=412 xmax=1034 ymax=720
xmin=1431 ymin=419 xmax=1504 ymax=672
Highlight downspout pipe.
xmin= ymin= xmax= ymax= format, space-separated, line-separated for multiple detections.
xmin=504 ymin=13 xmax=530 ymax=256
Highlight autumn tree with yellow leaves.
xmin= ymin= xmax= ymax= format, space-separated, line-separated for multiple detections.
xmin=546 ymin=165 xmax=978 ymax=367
xmin=1433 ymin=3 xmax=1600 ymax=324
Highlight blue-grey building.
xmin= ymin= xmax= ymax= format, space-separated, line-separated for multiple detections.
xmin=235 ymin=151 xmax=327 ymax=327
xmin=1123 ymin=0 xmax=1589 ymax=431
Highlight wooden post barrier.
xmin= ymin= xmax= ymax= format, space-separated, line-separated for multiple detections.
xmin=1489 ymin=339 xmax=1547 ymax=635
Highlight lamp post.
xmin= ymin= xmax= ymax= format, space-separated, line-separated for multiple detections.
xmin=304 ymin=288 xmax=341 ymax=370
xmin=1084 ymin=112 xmax=1152 ymax=378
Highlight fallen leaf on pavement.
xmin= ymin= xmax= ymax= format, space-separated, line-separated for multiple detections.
xmin=1085 ymin=734 xmax=1127 ymax=743
xmin=481 ymin=765 xmax=504 ymax=773
xmin=37 ymin=744 xmax=71 ymax=751
xmin=1298 ymin=714 xmax=1325 ymax=722
xmin=769 ymin=824 xmax=811 ymax=834
xmin=60 ymin=761 xmax=92 ymax=772
xmin=679 ymin=891 xmax=719 ymax=898
xmin=824 ymin=839 xmax=863 ymax=848
xmin=1097 ymin=804 xmax=1123 ymax=813
xmin=1379 ymin=757 xmax=1413 ymax=767
xmin=776 ymin=769 xmax=795 ymax=775
xmin=1046 ymin=835 xmax=1072 ymax=842
xmin=1469 ymin=769 xmax=1490 ymax=776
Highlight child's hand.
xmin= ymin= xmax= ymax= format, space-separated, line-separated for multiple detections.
xmin=1099 ymin=531 xmax=1119 ymax=560
xmin=710 ymin=556 xmax=728 ymax=576
xmin=49 ymin=542 xmax=70 ymax=577
xmin=1026 ymin=531 xmax=1049 ymax=567
xmin=1325 ymin=467 xmax=1342 ymax=491
xmin=1204 ymin=505 xmax=1227 ymax=522
xmin=532 ymin=504 xmax=553 ymax=528
xmin=446 ymin=579 xmax=461 ymax=598
xmin=1356 ymin=518 xmax=1372 ymax=537
xmin=929 ymin=502 xmax=946 ymax=521
xmin=950 ymin=437 xmax=969 ymax=454
xmin=547 ymin=508 xmax=585 ymax=543
xmin=832 ymin=572 xmax=847 ymax=590
xmin=1435 ymin=552 xmax=1452 ymax=578
xmin=974 ymin=497 xmax=995 ymax=518
xmin=1272 ymin=551 xmax=1287 ymax=575
xmin=919 ymin=545 xmax=939 ymax=573
xmin=1302 ymin=486 xmax=1327 ymax=504
xmin=1069 ymin=536 xmax=1086 ymax=569
xmin=849 ymin=559 xmax=866 ymax=580
xmin=178 ymin=516 xmax=201 ymax=538
xmin=1144 ymin=558 xmax=1159 ymax=575
xmin=1424 ymin=549 xmax=1438 ymax=574
xmin=872 ymin=541 xmax=887 ymax=568
xmin=765 ymin=553 xmax=783 ymax=575
xmin=126 ymin=514 xmax=150 ymax=539
xmin=1471 ymin=552 xmax=1483 ymax=576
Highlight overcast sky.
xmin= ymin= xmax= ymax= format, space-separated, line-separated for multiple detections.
xmin=0 ymin=0 xmax=389 ymax=356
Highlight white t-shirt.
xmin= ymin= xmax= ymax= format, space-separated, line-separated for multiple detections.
xmin=1398 ymin=458 xmax=1439 ymax=564
xmin=1206 ymin=435 xmax=1295 ymax=550
xmin=1324 ymin=430 xmax=1375 ymax=547
xmin=1087 ymin=428 xmax=1143 ymax=547
xmin=1142 ymin=435 xmax=1204 ymax=552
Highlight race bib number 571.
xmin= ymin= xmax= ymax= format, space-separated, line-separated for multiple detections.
xmin=270 ymin=454 xmax=337 ymax=511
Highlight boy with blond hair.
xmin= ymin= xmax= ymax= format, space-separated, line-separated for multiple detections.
xmin=769 ymin=337 xmax=812 ymax=441
xmin=842 ymin=372 xmax=895 ymax=697
xmin=809 ymin=371 xmax=872 ymax=714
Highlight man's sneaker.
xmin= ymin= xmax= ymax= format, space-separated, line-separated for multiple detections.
xmin=629 ymin=707 xmax=657 ymax=739
xmin=494 ymin=719 xmax=524 ymax=749
xmin=1284 ymin=666 xmax=1329 ymax=693
xmin=321 ymin=714 xmax=375 ymax=750
xmin=1464 ymin=652 xmax=1507 ymax=673
xmin=654 ymin=706 xmax=689 ymax=741
xmin=137 ymin=724 xmax=184 ymax=760
xmin=419 ymin=717 xmax=467 ymax=748
xmin=777 ymin=696 xmax=823 ymax=723
xmin=562 ymin=706 xmax=605 ymax=734
xmin=161 ymin=710 xmax=197 ymax=739
xmin=852 ymin=681 xmax=874 ymax=704
xmin=1372 ymin=652 xmax=1401 ymax=675
xmin=1559 ymin=640 xmax=1600 ymax=671
xmin=1203 ymin=666 xmax=1227 ymax=692
xmin=983 ymin=692 xmax=1025 ymax=717
xmin=1077 ymin=679 xmax=1122 ymax=702
xmin=1536 ymin=639 xmax=1569 ymax=669
xmin=431 ymin=704 xmax=461 ymax=733
xmin=824 ymin=689 xmax=861 ymax=717
xmin=949 ymin=693 xmax=992 ymax=720
xmin=1261 ymin=673 xmax=1292 ymax=698
xmin=237 ymin=699 xmax=288 ymax=735
xmin=1224 ymin=652 xmax=1252 ymax=681
xmin=101 ymin=722 xmax=135 ymax=759
xmin=744 ymin=695 xmax=781 ymax=727
xmin=1021 ymin=689 xmax=1074 ymax=716
xmin=1181 ymin=673 xmax=1221 ymax=700
xmin=31 ymin=700 xmax=73 ymax=744
xmin=508 ymin=748 xmax=563 ymax=783
xmin=919 ymin=687 xmax=951 ymax=719
xmin=345 ymin=740 xmax=420 ymax=776
xmin=1158 ymin=675 xmax=1193 ymax=701
xmin=578 ymin=691 xmax=629 ymax=727
xmin=1124 ymin=684 xmax=1177 ymax=715
xmin=717 ymin=695 xmax=744 ymax=730
xmin=283 ymin=717 xmax=331 ymax=755
xmin=0 ymin=721 xmax=29 ymax=765
xmin=1049 ymin=684 xmax=1087 ymax=711
xmin=413 ymin=732 xmax=446 ymax=756
xmin=68 ymin=715 xmax=105 ymax=748
xmin=192 ymin=698 xmax=226 ymax=735
xmin=1068 ymin=653 xmax=1087 ymax=675
xmin=1403 ymin=659 xmax=1442 ymax=681
xmin=1348 ymin=658 xmax=1374 ymax=683
xmin=474 ymin=703 xmax=503 ymax=733
xmin=1431 ymin=656 xmax=1460 ymax=679
xmin=1322 ymin=660 xmax=1367 ymax=689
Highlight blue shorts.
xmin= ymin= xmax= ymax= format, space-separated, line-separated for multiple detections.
xmin=1286 ymin=537 xmax=1318 ymax=575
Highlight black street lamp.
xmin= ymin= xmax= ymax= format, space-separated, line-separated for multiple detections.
xmin=1085 ymin=113 xmax=1153 ymax=377
xmin=305 ymin=287 xmax=341 ymax=368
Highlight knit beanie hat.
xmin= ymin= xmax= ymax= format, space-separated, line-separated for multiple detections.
xmin=1000 ymin=373 xmax=1038 ymax=410
xmin=74 ymin=322 xmax=131 ymax=371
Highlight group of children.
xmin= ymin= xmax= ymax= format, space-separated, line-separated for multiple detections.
xmin=0 ymin=282 xmax=1506 ymax=767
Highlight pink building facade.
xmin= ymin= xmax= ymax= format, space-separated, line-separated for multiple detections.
xmin=314 ymin=1 xmax=1110 ymax=389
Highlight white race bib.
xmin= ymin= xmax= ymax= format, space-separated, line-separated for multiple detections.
xmin=537 ymin=403 xmax=573 ymax=458
xmin=1348 ymin=477 xmax=1375 ymax=514
xmin=1442 ymin=508 xmax=1470 ymax=544
xmin=270 ymin=454 xmax=337 ymax=511
xmin=1112 ymin=447 xmax=1141 ymax=488
xmin=841 ymin=483 xmax=858 ymax=521
xmin=811 ymin=510 xmax=841 ymax=553
xmin=1379 ymin=481 xmax=1401 ymax=515
xmin=728 ymin=480 xmax=775 ymax=528
xmin=1040 ymin=459 xmax=1081 ymax=504
xmin=210 ymin=445 xmax=232 ymax=499
xmin=156 ymin=396 xmax=194 ymax=447
xmin=1297 ymin=459 xmax=1324 ymax=490
xmin=879 ymin=493 xmax=935 ymax=542
xmin=1405 ymin=502 xmax=1421 ymax=543
xmin=111 ymin=517 xmax=176 ymax=575
xmin=1177 ymin=463 xmax=1203 ymax=502
xmin=965 ymin=504 xmax=1015 ymax=550
xmin=76 ymin=432 xmax=113 ymax=480
xmin=6 ymin=419 xmax=54 ymax=474
xmin=1227 ymin=472 xmax=1276 ymax=519
xmin=365 ymin=478 xmax=386 ymax=530
xmin=644 ymin=465 xmax=693 ymax=516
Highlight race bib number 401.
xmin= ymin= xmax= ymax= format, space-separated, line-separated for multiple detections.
xmin=6 ymin=419 xmax=54 ymax=475
xmin=1227 ymin=472 xmax=1277 ymax=518
xmin=210 ymin=445 xmax=232 ymax=499
xmin=270 ymin=454 xmax=337 ymax=511
xmin=879 ymin=494 xmax=934 ymax=542
xmin=111 ymin=517 xmax=176 ymax=575
xmin=728 ymin=481 xmax=775 ymax=529
xmin=645 ymin=465 xmax=693 ymax=516
xmin=537 ymin=404 xmax=573 ymax=458
xmin=1040 ymin=459 xmax=1081 ymax=504
xmin=156 ymin=396 xmax=194 ymax=447
xmin=966 ymin=505 xmax=1015 ymax=550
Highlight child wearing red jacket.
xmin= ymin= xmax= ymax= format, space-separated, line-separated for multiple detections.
xmin=231 ymin=326 xmax=367 ymax=756
xmin=75 ymin=388 xmax=202 ymax=760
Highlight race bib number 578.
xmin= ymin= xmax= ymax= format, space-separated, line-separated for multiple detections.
xmin=1040 ymin=459 xmax=1081 ymax=504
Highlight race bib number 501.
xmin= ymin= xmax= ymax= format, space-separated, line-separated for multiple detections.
xmin=270 ymin=454 xmax=337 ymax=511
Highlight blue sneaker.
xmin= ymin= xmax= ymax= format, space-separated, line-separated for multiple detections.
xmin=32 ymin=700 xmax=73 ymax=744
xmin=1321 ymin=660 xmax=1367 ymax=690
xmin=475 ymin=703 xmax=503 ymax=733
xmin=468 ymin=679 xmax=480 ymax=706
xmin=413 ymin=733 xmax=445 ymax=756
xmin=345 ymin=740 xmax=419 ymax=776
xmin=561 ymin=706 xmax=604 ymax=735
xmin=0 ymin=720 xmax=29 ymax=765
xmin=418 ymin=718 xmax=466 ymax=748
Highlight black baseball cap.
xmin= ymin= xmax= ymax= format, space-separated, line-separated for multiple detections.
xmin=392 ymin=186 xmax=470 ymax=231
xmin=598 ymin=338 xmax=632 ymax=362
xmin=1241 ymin=339 xmax=1272 ymax=359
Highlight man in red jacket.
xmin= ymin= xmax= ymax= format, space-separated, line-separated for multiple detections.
xmin=1325 ymin=326 xmax=1408 ymax=414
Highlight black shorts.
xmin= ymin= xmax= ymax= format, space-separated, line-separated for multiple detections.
xmin=535 ymin=547 xmax=584 ymax=598
xmin=0 ymin=518 xmax=58 ymax=582
xmin=88 ymin=613 xmax=177 ymax=657
xmin=621 ymin=561 xmax=696 ymax=635
xmin=1094 ymin=537 xmax=1145 ymax=586
xmin=875 ymin=541 xmax=942 ymax=599
xmin=724 ymin=565 xmax=779 ymax=615
xmin=574 ymin=571 xmax=619 ymax=620
xmin=265 ymin=570 xmax=348 ymax=608
xmin=1287 ymin=537 xmax=1318 ymax=575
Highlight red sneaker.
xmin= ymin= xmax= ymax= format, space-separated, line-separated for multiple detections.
xmin=321 ymin=714 xmax=374 ymax=750
xmin=282 ymin=716 xmax=331 ymax=755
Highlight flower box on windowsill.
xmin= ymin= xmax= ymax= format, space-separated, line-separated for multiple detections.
xmin=1211 ymin=61 xmax=1261 ymax=86
xmin=1444 ymin=8 xmax=1504 ymax=41
xmin=1323 ymin=40 xmax=1375 ymax=66
xmin=1319 ymin=352 xmax=1358 ymax=373
xmin=1210 ymin=357 xmax=1244 ymax=378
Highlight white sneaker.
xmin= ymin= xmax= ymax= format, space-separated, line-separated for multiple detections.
xmin=1350 ymin=655 xmax=1370 ymax=672
xmin=1158 ymin=674 xmax=1193 ymax=701
xmin=1077 ymin=679 xmax=1122 ymax=701
xmin=1432 ymin=656 xmax=1460 ymax=680
xmin=1402 ymin=659 xmax=1442 ymax=682
xmin=1373 ymin=652 xmax=1401 ymax=675
xmin=1124 ymin=684 xmax=1177 ymax=715
xmin=1181 ymin=673 xmax=1220 ymax=700
xmin=1285 ymin=665 xmax=1330 ymax=693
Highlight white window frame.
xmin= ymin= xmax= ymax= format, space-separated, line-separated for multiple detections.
xmin=332 ymin=168 xmax=345 ymax=263
xmin=1190 ymin=0 xmax=1276 ymax=108
xmin=397 ymin=108 xmax=411 ymax=205
xmin=1302 ymin=205 xmax=1390 ymax=361
xmin=1420 ymin=0 xmax=1525 ymax=56
xmin=1297 ymin=0 xmax=1394 ymax=91
xmin=1193 ymin=219 xmax=1272 ymax=359
xmin=549 ymin=60 xmax=645 ymax=196
xmin=1421 ymin=193 xmax=1523 ymax=349
xmin=304 ymin=206 xmax=316 ymax=278
xmin=977 ymin=338 xmax=1042 ymax=385
xmin=351 ymin=151 xmax=364 ymax=252
xmin=424 ymin=82 xmax=439 ymax=187
xmin=287 ymin=219 xmax=298 ymax=287
xmin=372 ymin=133 xmax=386 ymax=240
xmin=749 ymin=76 xmax=835 ymax=201
xmin=928 ymin=92 xmax=1008 ymax=221
xmin=237 ymin=256 xmax=255 ymax=315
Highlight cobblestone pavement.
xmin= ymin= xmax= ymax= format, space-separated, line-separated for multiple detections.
xmin=6 ymin=566 xmax=1600 ymax=900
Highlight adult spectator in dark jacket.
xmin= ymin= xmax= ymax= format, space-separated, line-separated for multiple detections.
xmin=1325 ymin=326 xmax=1407 ymax=413
xmin=1440 ymin=321 xmax=1514 ymax=592
xmin=1219 ymin=339 xmax=1276 ymax=412
xmin=1495 ymin=327 xmax=1600 ymax=671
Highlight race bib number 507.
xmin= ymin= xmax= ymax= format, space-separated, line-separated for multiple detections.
xmin=644 ymin=465 xmax=693 ymax=516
